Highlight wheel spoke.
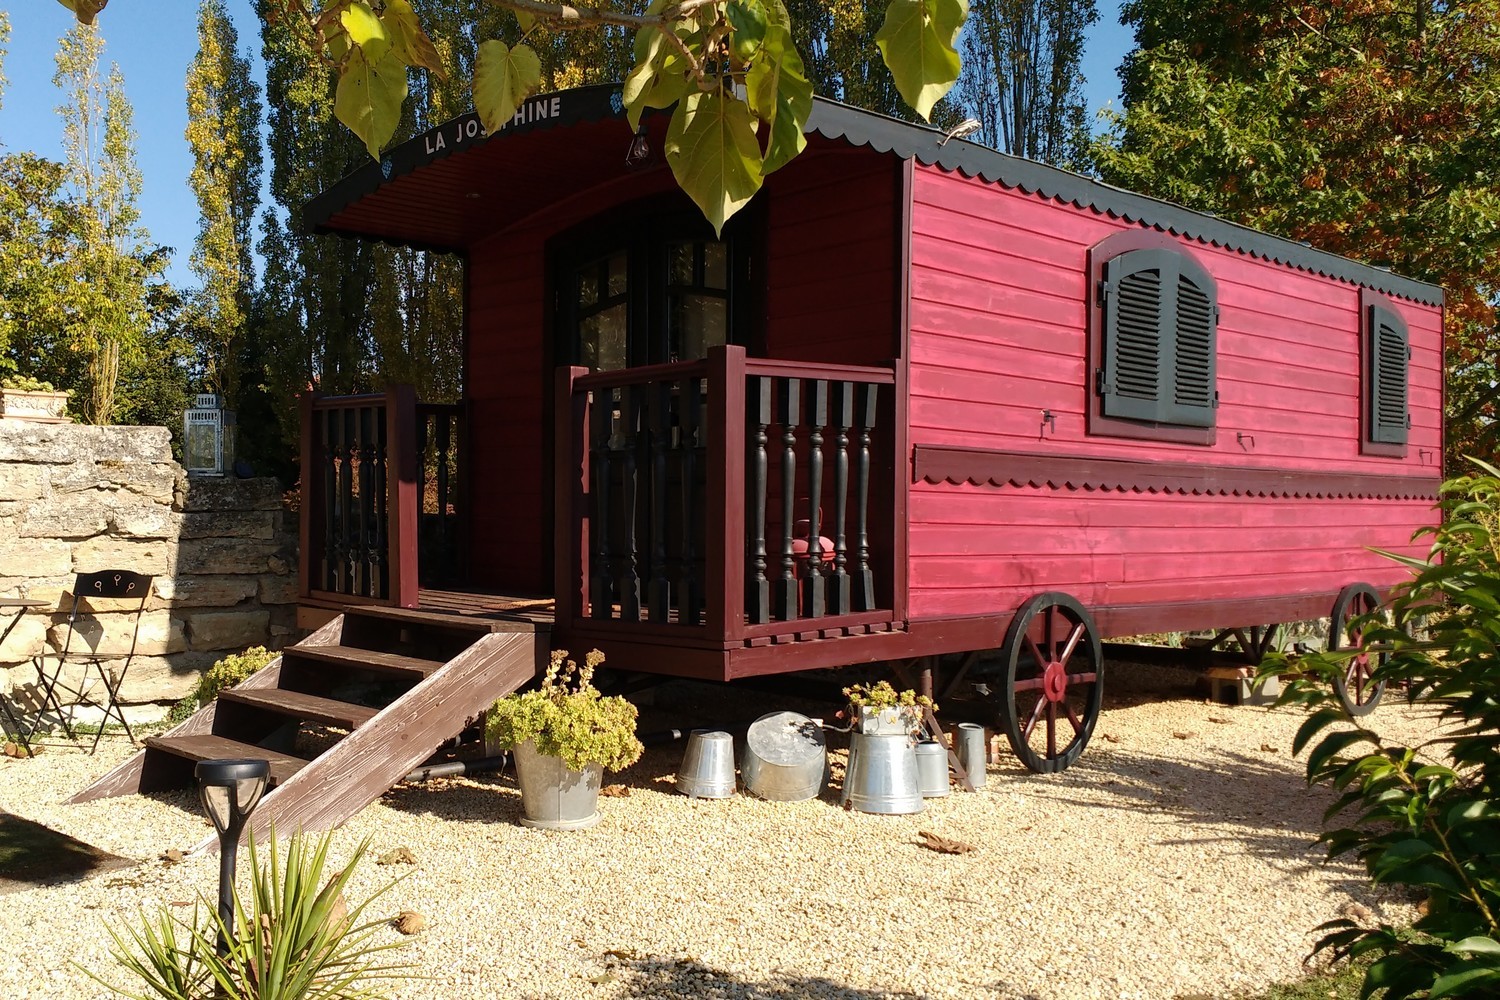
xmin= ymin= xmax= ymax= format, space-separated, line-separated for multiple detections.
xmin=1065 ymin=701 xmax=1083 ymax=735
xmin=1056 ymin=622 xmax=1085 ymax=668
xmin=1022 ymin=695 xmax=1046 ymax=741
xmin=1046 ymin=701 xmax=1057 ymax=758
xmin=1012 ymin=676 xmax=1046 ymax=692
xmin=1024 ymin=635 xmax=1047 ymax=672
xmin=1043 ymin=606 xmax=1055 ymax=657
xmin=1065 ymin=670 xmax=1098 ymax=686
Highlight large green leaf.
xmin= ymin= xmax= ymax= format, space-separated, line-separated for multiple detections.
xmin=472 ymin=40 xmax=541 ymax=136
xmin=339 ymin=2 xmax=391 ymax=66
xmin=622 ymin=27 xmax=688 ymax=131
xmin=56 ymin=0 xmax=107 ymax=25
xmin=335 ymin=46 xmax=409 ymax=160
xmin=665 ymin=89 xmax=764 ymax=236
xmin=874 ymin=0 xmax=968 ymax=120
xmin=382 ymin=0 xmax=447 ymax=79
xmin=746 ymin=1 xmax=813 ymax=176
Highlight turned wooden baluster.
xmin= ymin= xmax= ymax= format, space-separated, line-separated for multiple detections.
xmin=853 ymin=383 xmax=878 ymax=611
xmin=357 ymin=405 xmax=377 ymax=596
xmin=320 ymin=408 xmax=338 ymax=591
xmin=373 ymin=405 xmax=390 ymax=599
xmin=827 ymin=381 xmax=854 ymax=615
xmin=802 ymin=380 xmax=828 ymax=619
xmin=618 ymin=385 xmax=643 ymax=621
xmin=679 ymin=377 xmax=702 ymax=625
xmin=589 ymin=388 xmax=614 ymax=619
xmin=338 ymin=409 xmax=356 ymax=593
xmin=746 ymin=377 xmax=772 ymax=625
xmin=774 ymin=378 xmax=801 ymax=621
xmin=648 ymin=380 xmax=672 ymax=623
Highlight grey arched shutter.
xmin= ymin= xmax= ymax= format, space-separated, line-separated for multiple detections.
xmin=1100 ymin=248 xmax=1217 ymax=427
xmin=1368 ymin=304 xmax=1409 ymax=445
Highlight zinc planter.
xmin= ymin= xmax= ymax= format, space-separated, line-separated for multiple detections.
xmin=512 ymin=739 xmax=603 ymax=830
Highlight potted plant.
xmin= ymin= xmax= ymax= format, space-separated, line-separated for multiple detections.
xmin=486 ymin=649 xmax=643 ymax=830
xmin=842 ymin=680 xmax=934 ymax=736
xmin=0 ymin=376 xmax=71 ymax=423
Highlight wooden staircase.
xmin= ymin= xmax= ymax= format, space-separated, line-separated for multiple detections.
xmin=72 ymin=606 xmax=546 ymax=853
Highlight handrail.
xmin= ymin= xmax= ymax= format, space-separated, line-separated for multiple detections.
xmin=573 ymin=358 xmax=712 ymax=391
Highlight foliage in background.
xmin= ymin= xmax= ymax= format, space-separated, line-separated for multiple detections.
xmin=186 ymin=0 xmax=265 ymax=413
xmin=166 ymin=645 xmax=278 ymax=726
xmin=956 ymin=0 xmax=1097 ymax=168
xmin=89 ymin=829 xmax=409 ymax=1000
xmin=1096 ymin=0 xmax=1500 ymax=467
xmin=487 ymin=649 xmax=643 ymax=772
xmin=229 ymin=0 xmax=966 ymax=235
xmin=1258 ymin=463 xmax=1500 ymax=998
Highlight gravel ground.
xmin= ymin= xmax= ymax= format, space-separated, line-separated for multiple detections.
xmin=0 ymin=660 xmax=1442 ymax=1000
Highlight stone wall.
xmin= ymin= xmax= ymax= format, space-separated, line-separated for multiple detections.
xmin=0 ymin=422 xmax=297 ymax=724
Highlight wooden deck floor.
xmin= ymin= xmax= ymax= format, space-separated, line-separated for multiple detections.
xmin=297 ymin=589 xmax=556 ymax=632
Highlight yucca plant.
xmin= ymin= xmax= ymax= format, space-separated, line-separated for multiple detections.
xmin=86 ymin=830 xmax=410 ymax=1000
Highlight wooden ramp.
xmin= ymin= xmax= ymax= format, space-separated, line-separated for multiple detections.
xmin=72 ymin=606 xmax=545 ymax=854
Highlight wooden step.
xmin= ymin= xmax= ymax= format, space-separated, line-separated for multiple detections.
xmin=143 ymin=734 xmax=308 ymax=786
xmin=342 ymin=605 xmax=503 ymax=633
xmin=284 ymin=643 xmax=445 ymax=679
xmin=217 ymin=688 xmax=378 ymax=729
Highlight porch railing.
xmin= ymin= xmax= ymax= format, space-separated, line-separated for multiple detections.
xmin=556 ymin=345 xmax=899 ymax=644
xmin=299 ymin=386 xmax=465 ymax=608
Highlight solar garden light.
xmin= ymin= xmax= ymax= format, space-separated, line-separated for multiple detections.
xmin=195 ymin=758 xmax=270 ymax=955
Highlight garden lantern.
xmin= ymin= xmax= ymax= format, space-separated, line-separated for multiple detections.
xmin=195 ymin=758 xmax=269 ymax=954
xmin=183 ymin=393 xmax=236 ymax=476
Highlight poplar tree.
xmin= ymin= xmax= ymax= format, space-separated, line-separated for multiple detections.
xmin=186 ymin=0 xmax=264 ymax=410
xmin=956 ymin=0 xmax=1097 ymax=167
xmin=51 ymin=22 xmax=159 ymax=424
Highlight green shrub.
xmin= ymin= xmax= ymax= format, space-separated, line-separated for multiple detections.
xmin=1259 ymin=461 xmax=1500 ymax=998
xmin=486 ymin=649 xmax=642 ymax=772
xmin=87 ymin=829 xmax=409 ymax=999
xmin=165 ymin=646 xmax=277 ymax=726
xmin=0 ymin=375 xmax=62 ymax=393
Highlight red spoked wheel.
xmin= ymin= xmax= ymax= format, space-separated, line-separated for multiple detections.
xmin=999 ymin=593 xmax=1105 ymax=774
xmin=1229 ymin=624 xmax=1282 ymax=665
xmin=1328 ymin=583 xmax=1387 ymax=717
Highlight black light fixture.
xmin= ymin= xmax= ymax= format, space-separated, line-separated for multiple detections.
xmin=195 ymin=758 xmax=270 ymax=954
xmin=625 ymin=124 xmax=652 ymax=168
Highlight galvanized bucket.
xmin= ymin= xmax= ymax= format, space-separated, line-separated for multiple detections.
xmin=842 ymin=732 xmax=925 ymax=814
xmin=512 ymin=739 xmax=603 ymax=830
xmin=741 ymin=711 xmax=827 ymax=802
xmin=676 ymin=730 xmax=737 ymax=799
xmin=956 ymin=723 xmax=987 ymax=790
xmin=914 ymin=739 xmax=950 ymax=798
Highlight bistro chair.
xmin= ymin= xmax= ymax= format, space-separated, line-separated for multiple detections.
xmin=33 ymin=570 xmax=153 ymax=753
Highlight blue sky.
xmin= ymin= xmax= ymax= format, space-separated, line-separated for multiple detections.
xmin=0 ymin=2 xmax=1134 ymax=289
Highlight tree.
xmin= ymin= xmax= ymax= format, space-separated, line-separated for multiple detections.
xmin=186 ymin=0 xmax=265 ymax=411
xmin=51 ymin=22 xmax=162 ymax=424
xmin=955 ymin=0 xmax=1097 ymax=167
xmin=65 ymin=1 xmax=969 ymax=236
xmin=1095 ymin=1 xmax=1500 ymax=466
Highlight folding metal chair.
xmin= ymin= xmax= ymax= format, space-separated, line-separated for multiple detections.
xmin=33 ymin=570 xmax=153 ymax=753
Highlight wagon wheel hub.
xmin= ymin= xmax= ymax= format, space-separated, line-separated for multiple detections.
xmin=1042 ymin=659 xmax=1070 ymax=702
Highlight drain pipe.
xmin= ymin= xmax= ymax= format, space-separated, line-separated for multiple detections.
xmin=403 ymin=755 xmax=509 ymax=783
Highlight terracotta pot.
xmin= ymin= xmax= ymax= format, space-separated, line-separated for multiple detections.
xmin=0 ymin=388 xmax=71 ymax=423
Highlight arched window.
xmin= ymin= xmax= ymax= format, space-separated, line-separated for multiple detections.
xmin=1361 ymin=289 xmax=1410 ymax=455
xmin=1088 ymin=233 xmax=1219 ymax=443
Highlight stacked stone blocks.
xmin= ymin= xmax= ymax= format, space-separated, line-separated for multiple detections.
xmin=0 ymin=423 xmax=297 ymax=723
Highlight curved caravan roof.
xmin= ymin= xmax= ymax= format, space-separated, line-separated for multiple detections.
xmin=305 ymin=82 xmax=1442 ymax=306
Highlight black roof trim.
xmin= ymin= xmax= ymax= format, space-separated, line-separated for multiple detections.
xmin=306 ymin=85 xmax=1444 ymax=306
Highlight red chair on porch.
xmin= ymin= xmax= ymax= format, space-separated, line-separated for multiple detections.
xmin=32 ymin=570 xmax=153 ymax=753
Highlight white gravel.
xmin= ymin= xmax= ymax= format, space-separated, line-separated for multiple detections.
xmin=0 ymin=663 xmax=1441 ymax=1000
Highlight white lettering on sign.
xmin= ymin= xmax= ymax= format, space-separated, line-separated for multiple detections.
xmin=417 ymin=95 xmax=567 ymax=161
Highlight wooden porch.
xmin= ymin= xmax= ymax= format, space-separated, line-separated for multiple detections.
xmin=297 ymin=347 xmax=926 ymax=681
